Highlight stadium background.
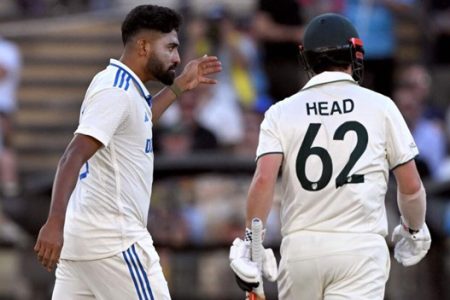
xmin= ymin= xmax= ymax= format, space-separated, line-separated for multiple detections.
xmin=0 ymin=0 xmax=448 ymax=299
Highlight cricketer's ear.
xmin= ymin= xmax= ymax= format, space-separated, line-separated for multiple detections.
xmin=136 ymin=39 xmax=150 ymax=56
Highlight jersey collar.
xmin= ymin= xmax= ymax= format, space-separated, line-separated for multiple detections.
xmin=302 ymin=71 xmax=357 ymax=91
xmin=108 ymin=59 xmax=152 ymax=106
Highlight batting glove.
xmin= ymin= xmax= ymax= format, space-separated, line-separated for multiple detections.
xmin=229 ymin=238 xmax=260 ymax=291
xmin=391 ymin=219 xmax=431 ymax=267
xmin=229 ymin=229 xmax=278 ymax=292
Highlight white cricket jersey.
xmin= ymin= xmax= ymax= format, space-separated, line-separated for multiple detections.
xmin=61 ymin=59 xmax=154 ymax=260
xmin=257 ymin=72 xmax=418 ymax=238
xmin=0 ymin=38 xmax=21 ymax=113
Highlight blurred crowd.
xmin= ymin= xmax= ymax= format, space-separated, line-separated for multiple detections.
xmin=14 ymin=0 xmax=111 ymax=17
xmin=0 ymin=0 xmax=449 ymax=299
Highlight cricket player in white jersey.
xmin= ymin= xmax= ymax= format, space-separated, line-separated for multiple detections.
xmin=230 ymin=13 xmax=431 ymax=300
xmin=34 ymin=5 xmax=221 ymax=299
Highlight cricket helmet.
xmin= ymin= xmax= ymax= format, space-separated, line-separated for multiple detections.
xmin=300 ymin=13 xmax=364 ymax=84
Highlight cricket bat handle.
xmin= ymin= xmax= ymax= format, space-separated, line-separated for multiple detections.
xmin=250 ymin=218 xmax=265 ymax=299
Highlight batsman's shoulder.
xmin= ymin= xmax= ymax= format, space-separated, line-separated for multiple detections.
xmin=354 ymin=85 xmax=394 ymax=111
xmin=358 ymin=85 xmax=391 ymax=102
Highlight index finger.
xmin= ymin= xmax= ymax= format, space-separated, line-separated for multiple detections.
xmin=198 ymin=55 xmax=219 ymax=64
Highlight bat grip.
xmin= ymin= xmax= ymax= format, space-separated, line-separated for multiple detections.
xmin=251 ymin=218 xmax=265 ymax=298
xmin=251 ymin=218 xmax=263 ymax=267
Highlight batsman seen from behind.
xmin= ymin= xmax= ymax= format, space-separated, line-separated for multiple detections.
xmin=229 ymin=13 xmax=431 ymax=300
xmin=34 ymin=4 xmax=221 ymax=299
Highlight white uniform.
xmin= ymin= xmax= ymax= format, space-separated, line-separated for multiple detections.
xmin=0 ymin=38 xmax=21 ymax=114
xmin=53 ymin=59 xmax=170 ymax=300
xmin=257 ymin=72 xmax=418 ymax=299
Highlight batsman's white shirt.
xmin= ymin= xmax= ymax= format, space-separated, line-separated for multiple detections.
xmin=257 ymin=71 xmax=418 ymax=238
xmin=61 ymin=59 xmax=154 ymax=260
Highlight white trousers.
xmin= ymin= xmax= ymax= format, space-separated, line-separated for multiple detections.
xmin=278 ymin=231 xmax=390 ymax=300
xmin=52 ymin=237 xmax=170 ymax=300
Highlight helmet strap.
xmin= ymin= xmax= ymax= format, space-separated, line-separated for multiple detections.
xmin=349 ymin=38 xmax=364 ymax=84
xmin=299 ymin=45 xmax=315 ymax=80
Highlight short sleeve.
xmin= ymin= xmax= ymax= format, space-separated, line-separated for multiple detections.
xmin=75 ymin=88 xmax=130 ymax=147
xmin=385 ymin=99 xmax=419 ymax=169
xmin=256 ymin=105 xmax=283 ymax=159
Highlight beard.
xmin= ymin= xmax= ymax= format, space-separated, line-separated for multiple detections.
xmin=147 ymin=55 xmax=177 ymax=85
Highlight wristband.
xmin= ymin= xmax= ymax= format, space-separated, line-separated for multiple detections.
xmin=401 ymin=217 xmax=420 ymax=234
xmin=405 ymin=226 xmax=420 ymax=235
xmin=169 ymin=82 xmax=183 ymax=98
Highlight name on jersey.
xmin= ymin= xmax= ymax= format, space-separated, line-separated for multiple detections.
xmin=306 ymin=98 xmax=354 ymax=116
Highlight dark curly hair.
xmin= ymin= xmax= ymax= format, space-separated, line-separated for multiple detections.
xmin=121 ymin=5 xmax=182 ymax=45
